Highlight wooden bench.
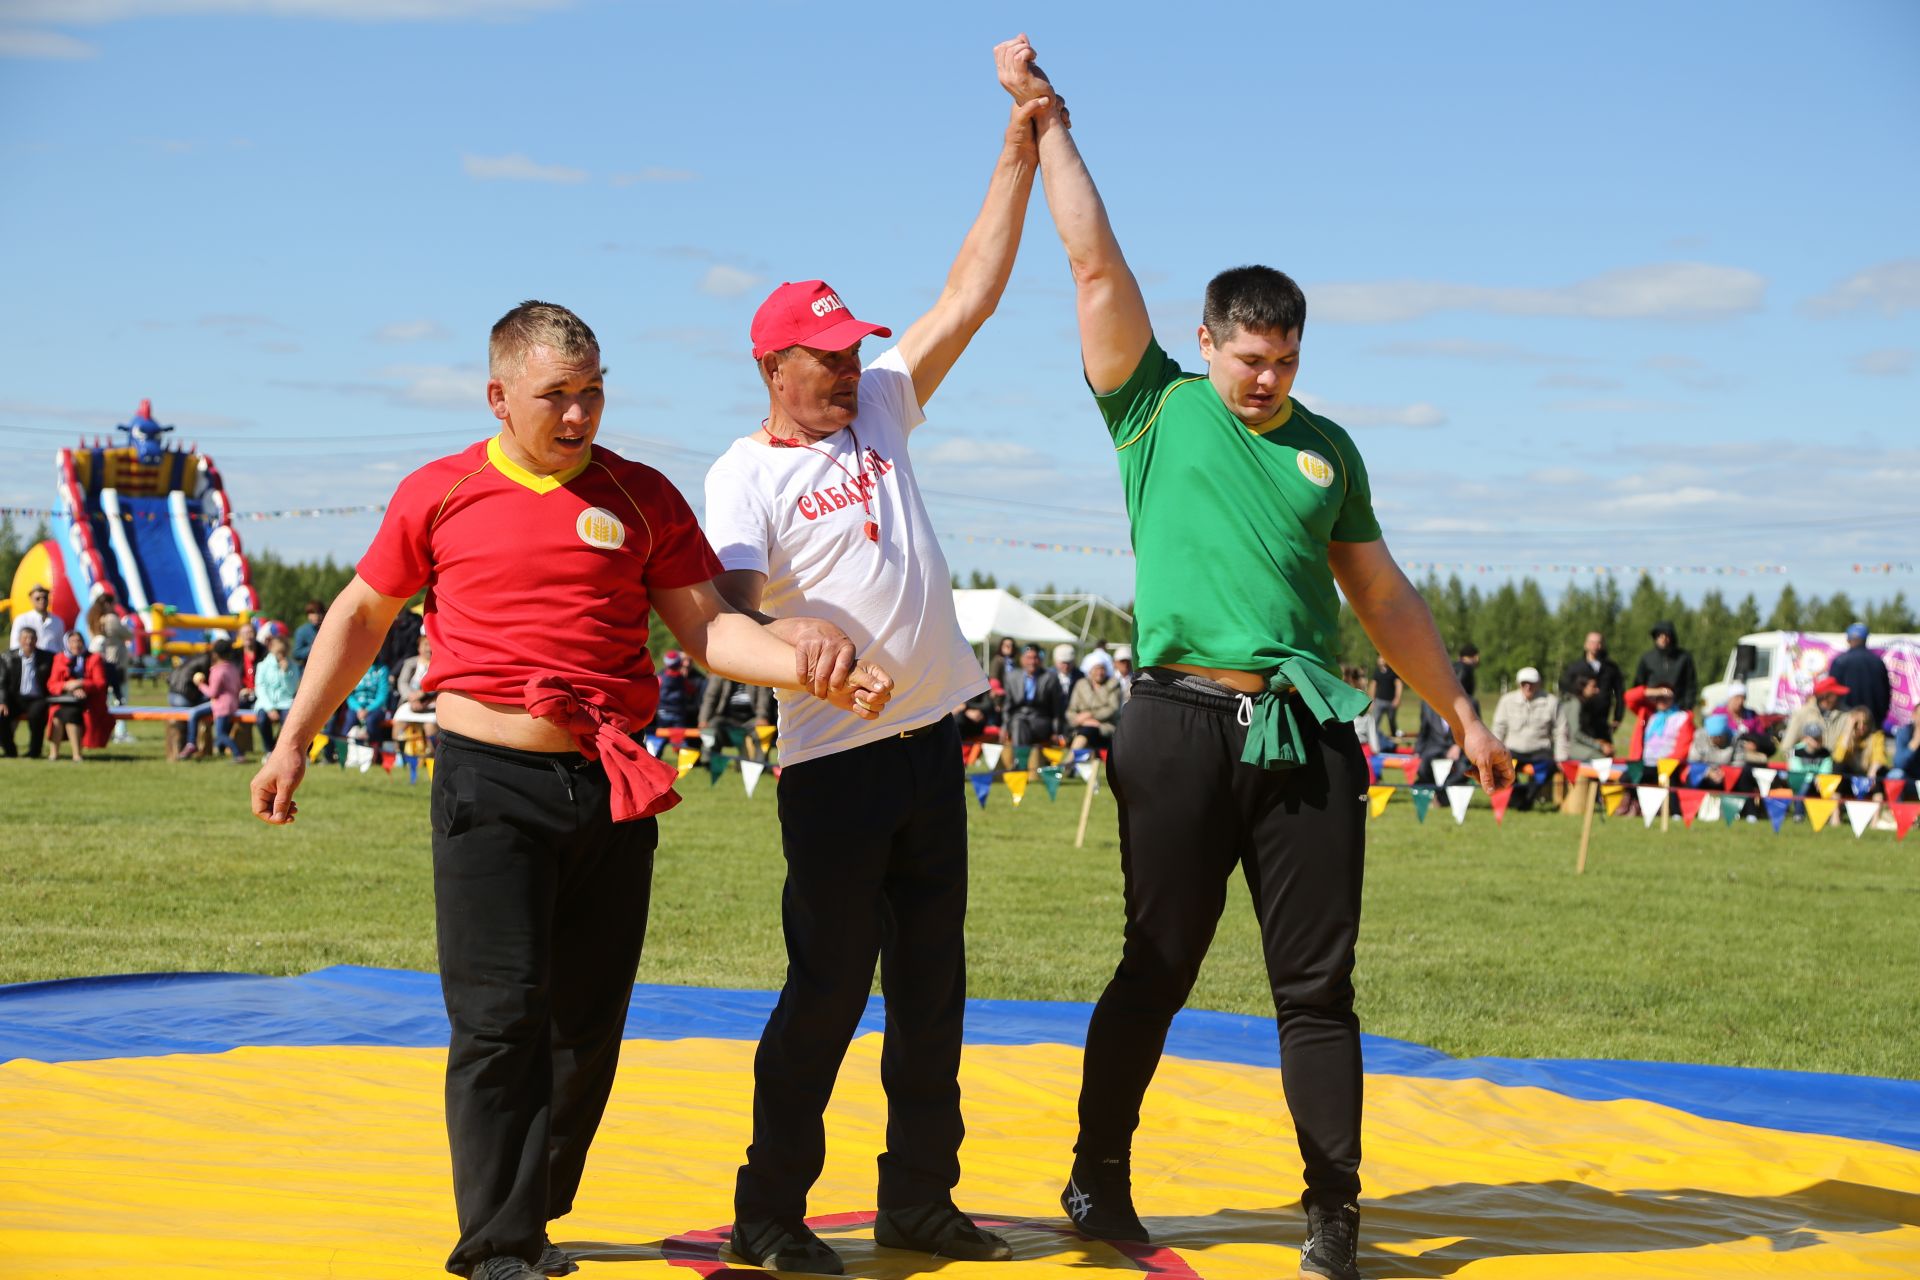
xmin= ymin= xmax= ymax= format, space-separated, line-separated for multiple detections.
xmin=113 ymin=706 xmax=263 ymax=761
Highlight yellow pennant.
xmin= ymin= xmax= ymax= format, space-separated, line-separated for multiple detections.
xmin=756 ymin=725 xmax=777 ymax=745
xmin=1814 ymin=773 xmax=1844 ymax=800
xmin=676 ymin=747 xmax=701 ymax=780
xmin=1041 ymin=747 xmax=1065 ymax=766
xmin=1004 ymin=772 xmax=1029 ymax=805
xmin=1602 ymin=783 xmax=1626 ymax=816
xmin=425 ymin=757 xmax=435 ymax=781
xmin=306 ymin=733 xmax=328 ymax=763
xmin=1367 ymin=785 xmax=1396 ymax=818
xmin=1656 ymin=757 xmax=1681 ymax=785
xmin=1804 ymin=796 xmax=1838 ymax=833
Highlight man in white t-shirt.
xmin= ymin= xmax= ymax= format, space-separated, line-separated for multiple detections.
xmin=703 ymin=89 xmax=1055 ymax=1275
xmin=10 ymin=585 xmax=67 ymax=653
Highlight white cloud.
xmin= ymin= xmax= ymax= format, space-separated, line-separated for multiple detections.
xmin=611 ymin=167 xmax=697 ymax=186
xmin=374 ymin=363 xmax=483 ymax=410
xmin=460 ymin=152 xmax=587 ymax=183
xmin=698 ymin=265 xmax=763 ymax=298
xmin=0 ymin=26 xmax=94 ymax=56
xmin=1803 ymin=259 xmax=1920 ymax=317
xmin=372 ymin=319 xmax=449 ymax=344
xmin=1311 ymin=262 xmax=1767 ymax=324
xmin=921 ymin=439 xmax=1048 ymax=466
xmin=1295 ymin=395 xmax=1446 ymax=428
xmin=1852 ymin=347 xmax=1916 ymax=377
xmin=0 ymin=1 xmax=568 ymax=21
xmin=1611 ymin=485 xmax=1731 ymax=510
xmin=1370 ymin=338 xmax=1585 ymax=365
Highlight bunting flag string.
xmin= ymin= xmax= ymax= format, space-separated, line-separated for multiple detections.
xmin=1765 ymin=795 xmax=1792 ymax=832
xmin=1804 ymin=796 xmax=1838 ymax=833
xmin=979 ymin=744 xmax=1003 ymax=772
xmin=1720 ymin=795 xmax=1744 ymax=826
xmin=1038 ymin=766 xmax=1063 ymax=801
xmin=739 ymin=759 xmax=765 ymax=799
xmin=1636 ymin=786 xmax=1668 ymax=828
xmin=1814 ymin=774 xmax=1845 ymax=801
xmin=1446 ymin=785 xmax=1474 ymax=824
xmin=970 ymin=774 xmax=993 ymax=809
xmin=1367 ymin=785 xmax=1396 ymax=818
xmin=1488 ymin=786 xmax=1513 ymax=825
xmin=1845 ymin=800 xmax=1879 ymax=839
xmin=1892 ymin=802 xmax=1919 ymax=841
xmin=1676 ymin=788 xmax=1707 ymax=828
xmin=1409 ymin=786 xmax=1434 ymax=823
xmin=675 ymin=747 xmax=700 ymax=780
xmin=1003 ymin=772 xmax=1029 ymax=806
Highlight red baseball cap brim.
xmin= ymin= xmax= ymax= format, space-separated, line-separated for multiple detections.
xmin=795 ymin=314 xmax=890 ymax=356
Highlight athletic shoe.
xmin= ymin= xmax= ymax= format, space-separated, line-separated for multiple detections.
xmin=1299 ymin=1201 xmax=1361 ymax=1280
xmin=1060 ymin=1156 xmax=1149 ymax=1242
xmin=536 ymin=1235 xmax=578 ymax=1277
xmin=727 ymin=1217 xmax=845 ymax=1275
xmin=471 ymin=1257 xmax=542 ymax=1280
xmin=874 ymin=1202 xmax=1013 ymax=1261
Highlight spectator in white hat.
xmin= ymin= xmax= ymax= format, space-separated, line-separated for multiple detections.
xmin=1052 ymin=642 xmax=1083 ymax=698
xmin=1491 ymin=666 xmax=1565 ymax=810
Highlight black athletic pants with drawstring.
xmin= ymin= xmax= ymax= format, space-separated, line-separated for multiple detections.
xmin=433 ymin=730 xmax=658 ymax=1276
xmin=1075 ymin=671 xmax=1369 ymax=1213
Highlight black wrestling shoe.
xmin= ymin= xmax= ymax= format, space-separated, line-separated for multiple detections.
xmin=874 ymin=1201 xmax=1013 ymax=1261
xmin=536 ymin=1234 xmax=578 ymax=1277
xmin=471 ymin=1257 xmax=542 ymax=1280
xmin=1299 ymin=1201 xmax=1361 ymax=1280
xmin=728 ymin=1217 xmax=845 ymax=1275
xmin=1060 ymin=1155 xmax=1149 ymax=1243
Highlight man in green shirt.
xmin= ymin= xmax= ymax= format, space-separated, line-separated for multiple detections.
xmin=995 ymin=35 xmax=1513 ymax=1280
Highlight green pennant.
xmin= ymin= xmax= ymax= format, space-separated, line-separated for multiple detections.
xmin=708 ymin=752 xmax=731 ymax=784
xmin=1409 ymin=786 xmax=1433 ymax=823
xmin=1624 ymin=762 xmax=1645 ymax=784
xmin=1012 ymin=745 xmax=1031 ymax=771
xmin=720 ymin=724 xmax=746 ymax=750
xmin=1720 ymin=798 xmax=1744 ymax=826
xmin=1788 ymin=768 xmax=1811 ymax=796
xmin=1039 ymin=766 xmax=1062 ymax=801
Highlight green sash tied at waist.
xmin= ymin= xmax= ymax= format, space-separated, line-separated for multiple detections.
xmin=1238 ymin=656 xmax=1373 ymax=771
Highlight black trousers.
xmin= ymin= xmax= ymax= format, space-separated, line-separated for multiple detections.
xmin=1077 ymin=675 xmax=1368 ymax=1212
xmin=1 ymin=696 xmax=49 ymax=757
xmin=432 ymin=731 xmax=657 ymax=1275
xmin=735 ymin=717 xmax=969 ymax=1219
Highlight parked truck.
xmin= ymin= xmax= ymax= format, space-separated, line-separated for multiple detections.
xmin=1700 ymin=630 xmax=1918 ymax=729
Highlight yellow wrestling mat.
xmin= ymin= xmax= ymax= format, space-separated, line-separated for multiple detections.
xmin=5 ymin=1030 xmax=1919 ymax=1279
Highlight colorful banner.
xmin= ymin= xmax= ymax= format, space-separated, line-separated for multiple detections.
xmin=1805 ymin=796 xmax=1838 ymax=833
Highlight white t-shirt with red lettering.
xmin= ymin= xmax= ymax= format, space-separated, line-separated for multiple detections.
xmin=703 ymin=346 xmax=986 ymax=766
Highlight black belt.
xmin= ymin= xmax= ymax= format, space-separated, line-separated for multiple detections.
xmin=895 ymin=717 xmax=945 ymax=739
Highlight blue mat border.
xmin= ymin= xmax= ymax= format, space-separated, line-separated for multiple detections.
xmin=3 ymin=965 xmax=1915 ymax=1154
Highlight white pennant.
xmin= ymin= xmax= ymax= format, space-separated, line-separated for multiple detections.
xmin=1699 ymin=793 xmax=1721 ymax=824
xmin=1433 ymin=758 xmax=1456 ymax=788
xmin=1753 ymin=767 xmax=1777 ymax=795
xmin=1637 ymin=786 xmax=1668 ymax=827
xmin=1446 ymin=784 xmax=1474 ymax=823
xmin=740 ymin=759 xmax=765 ymax=799
xmin=1592 ymin=757 xmax=1614 ymax=783
xmin=1845 ymin=799 xmax=1879 ymax=838
xmin=1075 ymin=761 xmax=1099 ymax=786
xmin=980 ymin=744 xmax=1004 ymax=771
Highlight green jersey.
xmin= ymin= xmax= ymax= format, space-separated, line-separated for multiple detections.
xmin=1095 ymin=338 xmax=1381 ymax=682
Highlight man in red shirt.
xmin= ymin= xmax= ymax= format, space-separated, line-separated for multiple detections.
xmin=249 ymin=301 xmax=893 ymax=1280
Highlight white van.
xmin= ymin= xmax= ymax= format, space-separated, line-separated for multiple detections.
xmin=1701 ymin=630 xmax=1918 ymax=722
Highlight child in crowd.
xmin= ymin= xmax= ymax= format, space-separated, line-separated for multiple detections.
xmin=345 ymin=661 xmax=391 ymax=744
xmin=253 ymin=633 xmax=300 ymax=751
xmin=1790 ymin=719 xmax=1831 ymax=768
xmin=205 ymin=640 xmax=246 ymax=763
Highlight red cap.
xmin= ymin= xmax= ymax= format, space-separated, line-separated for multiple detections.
xmin=750 ymin=280 xmax=891 ymax=360
xmin=662 ymin=649 xmax=685 ymax=667
xmin=1812 ymin=676 xmax=1849 ymax=697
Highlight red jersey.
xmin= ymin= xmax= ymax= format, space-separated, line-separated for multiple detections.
xmin=357 ymin=437 xmax=721 ymax=730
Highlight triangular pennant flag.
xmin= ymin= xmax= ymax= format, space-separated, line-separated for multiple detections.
xmin=1684 ymin=762 xmax=1709 ymax=788
xmin=1004 ymin=771 xmax=1029 ymax=805
xmin=1720 ymin=765 xmax=1744 ymax=792
xmin=740 ymin=759 xmax=765 ymax=799
xmin=406 ymin=754 xmax=420 ymax=784
xmin=1720 ymin=795 xmax=1744 ymax=825
xmin=1446 ymin=785 xmax=1474 ymax=824
xmin=1753 ymin=767 xmax=1777 ymax=796
xmin=1814 ymin=773 xmax=1844 ymax=800
xmin=708 ymin=752 xmax=731 ymax=784
xmin=970 ymin=773 xmax=993 ymax=808
xmin=980 ymin=743 xmax=1003 ymax=772
xmin=1885 ymin=778 xmax=1906 ymax=805
xmin=1368 ymin=755 xmax=1384 ymax=784
xmin=1850 ymin=775 xmax=1874 ymax=799
xmin=1765 ymin=794 xmax=1791 ymax=832
xmin=1624 ymin=762 xmax=1646 ymax=784
xmin=1012 ymin=745 xmax=1031 ymax=771
xmin=962 ymin=742 xmax=981 ymax=767
xmin=722 ymin=725 xmax=749 ymax=750
xmin=1804 ymin=796 xmax=1838 ymax=833
xmin=1788 ymin=768 xmax=1812 ymax=796
xmin=1396 ymin=756 xmax=1420 ymax=783
xmin=1041 ymin=746 xmax=1065 ymax=766
xmin=1558 ymin=760 xmax=1582 ymax=787
xmin=1592 ymin=757 xmax=1614 ymax=783
xmin=425 ymin=756 xmax=435 ymax=781
xmin=1039 ymin=766 xmax=1063 ymax=801
xmin=307 ymin=732 xmax=329 ymax=763
xmin=1602 ymin=783 xmax=1626 ymax=816
xmin=1637 ymin=786 xmax=1667 ymax=827
xmin=1433 ymin=758 xmax=1456 ymax=788
xmin=1698 ymin=793 xmax=1721 ymax=824
xmin=352 ymin=742 xmax=375 ymax=773
xmin=1676 ymin=788 xmax=1706 ymax=828
xmin=1890 ymin=801 xmax=1919 ymax=841
xmin=1409 ymin=786 xmax=1433 ymax=822
xmin=756 ymin=724 xmax=777 ymax=747
xmin=1367 ymin=785 xmax=1396 ymax=818
xmin=676 ymin=747 xmax=700 ymax=780
xmin=379 ymin=749 xmax=393 ymax=774
xmin=1656 ymin=757 xmax=1681 ymax=785
xmin=664 ymin=727 xmax=687 ymax=746
xmin=1488 ymin=786 xmax=1513 ymax=825
xmin=644 ymin=734 xmax=667 ymax=758
xmin=1075 ymin=760 xmax=1099 ymax=785
xmin=1845 ymin=799 xmax=1878 ymax=838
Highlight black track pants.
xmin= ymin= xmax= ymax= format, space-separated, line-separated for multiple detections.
xmin=1076 ymin=675 xmax=1368 ymax=1212
xmin=432 ymin=731 xmax=657 ymax=1275
xmin=735 ymin=717 xmax=969 ymax=1219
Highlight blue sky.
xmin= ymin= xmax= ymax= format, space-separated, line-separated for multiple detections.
xmin=3 ymin=0 xmax=1916 ymax=612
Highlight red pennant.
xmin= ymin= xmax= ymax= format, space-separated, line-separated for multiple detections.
xmin=962 ymin=742 xmax=981 ymax=766
xmin=379 ymin=750 xmax=393 ymax=774
xmin=665 ymin=727 xmax=687 ymax=745
xmin=1559 ymin=761 xmax=1581 ymax=787
xmin=1892 ymin=802 xmax=1919 ymax=842
xmin=1887 ymin=779 xmax=1907 ymax=805
xmin=1675 ymin=788 xmax=1706 ymax=828
xmin=1719 ymin=766 xmax=1743 ymax=793
xmin=1488 ymin=786 xmax=1513 ymax=825
xmin=1398 ymin=756 xmax=1421 ymax=782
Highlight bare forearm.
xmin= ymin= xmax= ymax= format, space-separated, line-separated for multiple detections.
xmin=942 ymin=135 xmax=1038 ymax=316
xmin=274 ymin=615 xmax=386 ymax=752
xmin=1351 ymin=580 xmax=1480 ymax=739
xmin=1035 ymin=111 xmax=1127 ymax=283
xmin=695 ymin=613 xmax=816 ymax=692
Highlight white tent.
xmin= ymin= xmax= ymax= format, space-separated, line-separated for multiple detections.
xmin=950 ymin=589 xmax=1075 ymax=651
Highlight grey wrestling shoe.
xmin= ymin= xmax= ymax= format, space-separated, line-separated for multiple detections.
xmin=1299 ymin=1201 xmax=1361 ymax=1280
xmin=874 ymin=1201 xmax=1013 ymax=1261
xmin=1060 ymin=1155 xmax=1149 ymax=1242
xmin=728 ymin=1217 xmax=846 ymax=1275
xmin=536 ymin=1234 xmax=578 ymax=1277
xmin=472 ymin=1256 xmax=542 ymax=1280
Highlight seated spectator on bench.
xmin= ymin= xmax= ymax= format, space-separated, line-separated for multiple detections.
xmin=1790 ymin=719 xmax=1832 ymax=769
xmin=206 ymin=640 xmax=248 ymax=763
xmin=344 ymin=660 xmax=391 ymax=745
xmin=1833 ymin=707 xmax=1890 ymax=782
xmin=699 ymin=673 xmax=775 ymax=761
xmin=1890 ymin=717 xmax=1918 ymax=780
xmin=1779 ymin=678 xmax=1849 ymax=765
xmin=1066 ymin=658 xmax=1123 ymax=755
xmin=395 ymin=634 xmax=435 ymax=717
xmin=1714 ymin=687 xmax=1775 ymax=758
xmin=954 ymin=684 xmax=999 ymax=743
xmin=1563 ymin=673 xmax=1614 ymax=761
xmin=1491 ymin=666 xmax=1562 ymax=809
xmin=1004 ymin=643 xmax=1067 ymax=770
xmin=1625 ymin=684 xmax=1694 ymax=764
xmin=1414 ymin=698 xmax=1464 ymax=785
xmin=2 ymin=626 xmax=54 ymax=759
xmin=253 ymin=633 xmax=300 ymax=751
xmin=1687 ymin=713 xmax=1758 ymax=788
xmin=48 ymin=628 xmax=112 ymax=761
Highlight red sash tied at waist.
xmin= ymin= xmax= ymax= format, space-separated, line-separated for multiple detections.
xmin=523 ymin=676 xmax=682 ymax=822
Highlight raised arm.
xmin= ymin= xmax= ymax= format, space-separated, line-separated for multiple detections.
xmin=997 ymin=34 xmax=1152 ymax=395
xmin=894 ymin=95 xmax=1050 ymax=407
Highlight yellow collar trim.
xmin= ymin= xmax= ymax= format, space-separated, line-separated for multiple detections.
xmin=487 ymin=436 xmax=590 ymax=494
xmin=1245 ymin=397 xmax=1295 ymax=436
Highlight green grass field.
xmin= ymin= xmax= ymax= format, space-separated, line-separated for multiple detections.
xmin=3 ymin=727 xmax=1916 ymax=1079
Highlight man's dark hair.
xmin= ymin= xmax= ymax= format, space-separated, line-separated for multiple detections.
xmin=1202 ymin=265 xmax=1307 ymax=341
xmin=211 ymin=639 xmax=235 ymax=660
xmin=1458 ymin=642 xmax=1479 ymax=658
xmin=304 ymin=599 xmax=325 ymax=616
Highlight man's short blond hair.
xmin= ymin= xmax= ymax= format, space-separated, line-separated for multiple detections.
xmin=489 ymin=300 xmax=599 ymax=378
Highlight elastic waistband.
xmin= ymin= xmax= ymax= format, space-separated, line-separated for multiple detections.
xmin=437 ymin=728 xmax=588 ymax=767
xmin=1133 ymin=667 xmax=1292 ymax=713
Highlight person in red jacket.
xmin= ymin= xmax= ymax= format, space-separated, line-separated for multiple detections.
xmin=46 ymin=628 xmax=111 ymax=760
xmin=1624 ymin=684 xmax=1695 ymax=764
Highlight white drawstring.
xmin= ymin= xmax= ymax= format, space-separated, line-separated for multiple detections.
xmin=1236 ymin=693 xmax=1254 ymax=727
